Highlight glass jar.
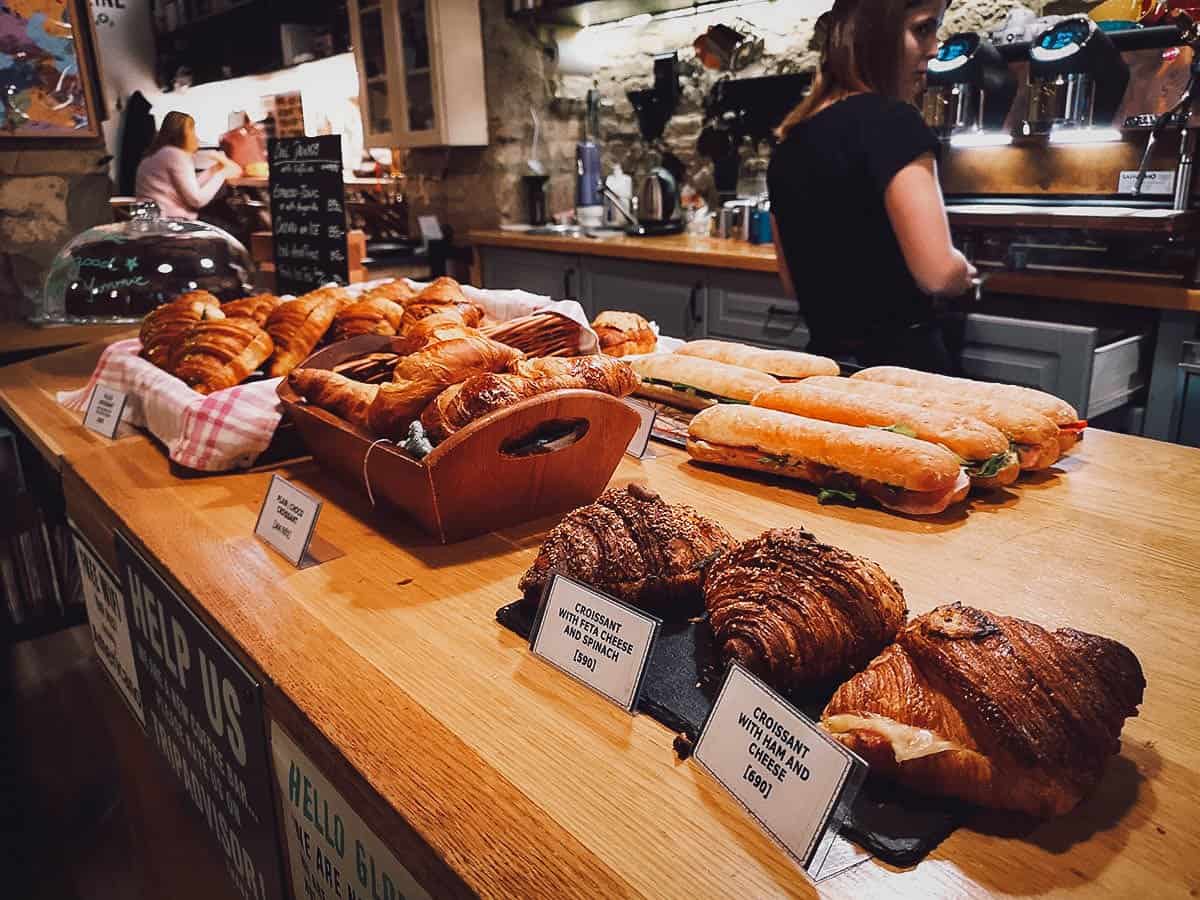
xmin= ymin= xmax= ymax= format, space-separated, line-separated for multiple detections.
xmin=37 ymin=201 xmax=255 ymax=324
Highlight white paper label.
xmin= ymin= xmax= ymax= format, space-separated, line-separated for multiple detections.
xmin=73 ymin=527 xmax=145 ymax=727
xmin=622 ymin=398 xmax=657 ymax=459
xmin=271 ymin=722 xmax=433 ymax=900
xmin=692 ymin=664 xmax=865 ymax=874
xmin=1119 ymin=170 xmax=1175 ymax=195
xmin=530 ymin=575 xmax=660 ymax=711
xmin=417 ymin=215 xmax=443 ymax=242
xmin=83 ymin=384 xmax=128 ymax=438
xmin=255 ymin=474 xmax=323 ymax=567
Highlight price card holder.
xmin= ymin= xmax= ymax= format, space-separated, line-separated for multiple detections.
xmin=254 ymin=474 xmax=322 ymax=567
xmin=692 ymin=663 xmax=867 ymax=880
xmin=622 ymin=398 xmax=657 ymax=460
xmin=529 ymin=574 xmax=660 ymax=711
xmin=83 ymin=384 xmax=128 ymax=439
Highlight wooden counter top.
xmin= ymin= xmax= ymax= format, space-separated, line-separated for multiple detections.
xmin=9 ymin=335 xmax=1196 ymax=898
xmin=0 ymin=333 xmax=139 ymax=470
xmin=470 ymin=229 xmax=780 ymax=274
xmin=470 ymin=229 xmax=1200 ymax=313
xmin=0 ymin=321 xmax=136 ymax=357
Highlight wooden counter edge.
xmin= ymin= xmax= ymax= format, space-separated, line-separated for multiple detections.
xmin=59 ymin=451 xmax=642 ymax=900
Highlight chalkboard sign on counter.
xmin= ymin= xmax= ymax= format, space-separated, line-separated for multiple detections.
xmin=116 ymin=531 xmax=286 ymax=900
xmin=269 ymin=135 xmax=349 ymax=296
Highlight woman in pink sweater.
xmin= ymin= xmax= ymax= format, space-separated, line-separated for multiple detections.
xmin=135 ymin=112 xmax=242 ymax=220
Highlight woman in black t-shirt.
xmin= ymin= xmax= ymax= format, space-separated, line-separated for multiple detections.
xmin=767 ymin=0 xmax=975 ymax=373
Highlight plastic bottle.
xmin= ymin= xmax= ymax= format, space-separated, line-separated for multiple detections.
xmin=604 ymin=164 xmax=633 ymax=228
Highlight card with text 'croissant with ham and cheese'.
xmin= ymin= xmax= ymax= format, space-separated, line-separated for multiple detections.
xmin=693 ymin=664 xmax=867 ymax=880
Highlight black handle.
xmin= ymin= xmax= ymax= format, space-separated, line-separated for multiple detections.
xmin=687 ymin=282 xmax=703 ymax=336
xmin=563 ymin=266 xmax=576 ymax=299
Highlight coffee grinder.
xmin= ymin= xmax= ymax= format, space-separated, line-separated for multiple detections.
xmin=923 ymin=33 xmax=1017 ymax=143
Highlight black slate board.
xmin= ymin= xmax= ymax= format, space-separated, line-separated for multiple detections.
xmin=497 ymin=599 xmax=966 ymax=868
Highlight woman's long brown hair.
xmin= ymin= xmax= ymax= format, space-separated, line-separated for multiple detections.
xmin=146 ymin=111 xmax=198 ymax=156
xmin=778 ymin=0 xmax=931 ymax=139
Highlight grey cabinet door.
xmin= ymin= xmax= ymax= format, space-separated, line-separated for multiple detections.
xmin=706 ymin=270 xmax=811 ymax=350
xmin=479 ymin=247 xmax=585 ymax=308
xmin=579 ymin=257 xmax=706 ymax=339
xmin=960 ymin=313 xmax=1097 ymax=414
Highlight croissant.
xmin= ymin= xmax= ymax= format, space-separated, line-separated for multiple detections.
xmin=220 ymin=293 xmax=283 ymax=326
xmin=288 ymin=369 xmax=377 ymax=433
xmin=360 ymin=279 xmax=417 ymax=306
xmin=704 ymin=528 xmax=907 ymax=692
xmin=264 ymin=291 xmax=343 ymax=377
xmin=821 ymin=603 xmax=1145 ymax=817
xmin=416 ymin=276 xmax=467 ymax=304
xmin=399 ymin=300 xmax=484 ymax=334
xmin=331 ymin=297 xmax=405 ymax=342
xmin=171 ymin=319 xmax=275 ymax=394
xmin=508 ymin=355 xmax=640 ymax=394
xmin=518 ymin=484 xmax=736 ymax=617
xmin=592 ymin=310 xmax=656 ymax=357
xmin=419 ymin=356 xmax=638 ymax=443
xmin=140 ymin=291 xmax=225 ymax=370
xmin=392 ymin=312 xmax=476 ymax=354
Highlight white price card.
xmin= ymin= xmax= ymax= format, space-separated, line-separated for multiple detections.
xmin=82 ymin=384 xmax=128 ymax=438
xmin=692 ymin=664 xmax=866 ymax=877
xmin=254 ymin=474 xmax=323 ymax=567
xmin=530 ymin=574 xmax=660 ymax=711
xmin=622 ymin=398 xmax=657 ymax=459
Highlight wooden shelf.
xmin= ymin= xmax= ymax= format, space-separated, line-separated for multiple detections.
xmin=0 ymin=322 xmax=137 ymax=358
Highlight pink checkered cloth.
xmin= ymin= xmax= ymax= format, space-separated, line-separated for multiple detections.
xmin=57 ymin=338 xmax=284 ymax=472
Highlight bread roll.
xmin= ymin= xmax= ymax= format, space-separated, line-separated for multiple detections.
xmin=591 ymin=310 xmax=656 ymax=357
xmin=675 ymin=339 xmax=839 ymax=380
xmin=630 ymin=353 xmax=778 ymax=409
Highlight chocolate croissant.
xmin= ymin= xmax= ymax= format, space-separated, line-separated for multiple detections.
xmin=518 ymin=484 xmax=736 ymax=618
xmin=264 ymin=290 xmax=343 ymax=377
xmin=221 ymin=293 xmax=283 ymax=326
xmin=331 ymin=296 xmax=405 ymax=342
xmin=704 ymin=528 xmax=907 ymax=691
xmin=821 ymin=604 xmax=1145 ymax=817
xmin=171 ymin=319 xmax=274 ymax=394
xmin=140 ymin=291 xmax=225 ymax=370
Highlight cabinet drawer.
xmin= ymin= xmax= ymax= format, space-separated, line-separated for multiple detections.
xmin=479 ymin=247 xmax=583 ymax=307
xmin=580 ymin=258 xmax=705 ymax=339
xmin=961 ymin=313 xmax=1145 ymax=417
xmin=705 ymin=270 xmax=810 ymax=350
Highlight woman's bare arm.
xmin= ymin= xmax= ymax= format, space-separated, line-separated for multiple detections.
xmin=884 ymin=153 xmax=975 ymax=296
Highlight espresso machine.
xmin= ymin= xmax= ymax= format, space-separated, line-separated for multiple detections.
xmin=923 ymin=33 xmax=1017 ymax=141
xmin=1025 ymin=18 xmax=1129 ymax=135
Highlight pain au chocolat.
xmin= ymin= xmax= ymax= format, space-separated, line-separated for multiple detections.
xmin=703 ymin=528 xmax=907 ymax=691
xmin=821 ymin=603 xmax=1145 ymax=817
xmin=519 ymin=484 xmax=735 ymax=619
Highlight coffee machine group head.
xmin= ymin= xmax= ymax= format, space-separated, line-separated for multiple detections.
xmin=1027 ymin=17 xmax=1129 ymax=135
xmin=923 ymin=33 xmax=1016 ymax=139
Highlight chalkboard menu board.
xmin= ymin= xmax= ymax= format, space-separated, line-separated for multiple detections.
xmin=269 ymin=135 xmax=349 ymax=296
xmin=116 ymin=531 xmax=286 ymax=900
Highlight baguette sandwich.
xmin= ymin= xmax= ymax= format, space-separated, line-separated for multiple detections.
xmin=806 ymin=376 xmax=1061 ymax=471
xmin=752 ymin=381 xmax=1020 ymax=488
xmin=687 ymin=405 xmax=970 ymax=516
xmin=853 ymin=366 xmax=1085 ymax=453
xmin=674 ymin=339 xmax=839 ymax=380
xmin=630 ymin=353 xmax=778 ymax=411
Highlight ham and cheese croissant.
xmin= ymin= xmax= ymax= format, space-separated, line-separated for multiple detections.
xmin=821 ymin=603 xmax=1145 ymax=817
xmin=703 ymin=528 xmax=907 ymax=691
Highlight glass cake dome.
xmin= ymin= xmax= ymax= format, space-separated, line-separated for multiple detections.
xmin=38 ymin=201 xmax=255 ymax=323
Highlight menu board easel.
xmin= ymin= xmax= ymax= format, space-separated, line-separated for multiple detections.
xmin=268 ymin=135 xmax=349 ymax=296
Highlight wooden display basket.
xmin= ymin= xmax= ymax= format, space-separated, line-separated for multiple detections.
xmin=278 ymin=337 xmax=641 ymax=543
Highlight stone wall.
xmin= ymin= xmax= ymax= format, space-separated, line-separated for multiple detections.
xmin=408 ymin=0 xmax=1094 ymax=235
xmin=0 ymin=146 xmax=112 ymax=321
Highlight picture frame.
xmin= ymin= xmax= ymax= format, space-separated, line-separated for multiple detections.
xmin=0 ymin=0 xmax=104 ymax=139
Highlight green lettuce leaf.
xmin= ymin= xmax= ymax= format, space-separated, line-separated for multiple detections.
xmin=817 ymin=488 xmax=857 ymax=505
xmin=869 ymin=423 xmax=918 ymax=439
xmin=965 ymin=450 xmax=1015 ymax=479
